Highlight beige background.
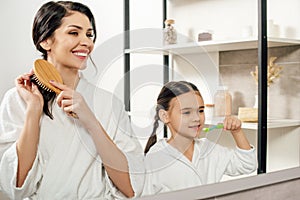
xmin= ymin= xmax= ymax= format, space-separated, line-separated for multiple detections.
xmin=219 ymin=45 xmax=300 ymax=119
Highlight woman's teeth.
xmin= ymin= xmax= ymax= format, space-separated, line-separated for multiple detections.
xmin=74 ymin=52 xmax=87 ymax=57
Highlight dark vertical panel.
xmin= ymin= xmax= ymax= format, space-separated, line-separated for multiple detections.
xmin=163 ymin=0 xmax=169 ymax=85
xmin=257 ymin=0 xmax=268 ymax=174
xmin=163 ymin=0 xmax=169 ymax=138
xmin=124 ymin=0 xmax=130 ymax=111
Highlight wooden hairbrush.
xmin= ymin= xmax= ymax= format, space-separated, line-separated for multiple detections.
xmin=31 ymin=59 xmax=79 ymax=119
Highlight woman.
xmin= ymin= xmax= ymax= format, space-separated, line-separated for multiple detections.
xmin=0 ymin=1 xmax=144 ymax=199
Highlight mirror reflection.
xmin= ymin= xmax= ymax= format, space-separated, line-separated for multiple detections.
xmin=141 ymin=81 xmax=256 ymax=196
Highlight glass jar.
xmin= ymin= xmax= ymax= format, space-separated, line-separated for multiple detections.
xmin=214 ymin=86 xmax=232 ymax=117
xmin=205 ymin=104 xmax=215 ymax=121
xmin=163 ymin=19 xmax=177 ymax=45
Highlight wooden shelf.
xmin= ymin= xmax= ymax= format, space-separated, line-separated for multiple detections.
xmin=242 ymin=119 xmax=300 ymax=130
xmin=125 ymin=37 xmax=300 ymax=55
xmin=206 ymin=118 xmax=300 ymax=130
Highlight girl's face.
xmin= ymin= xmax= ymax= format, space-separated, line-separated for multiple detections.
xmin=44 ymin=11 xmax=94 ymax=71
xmin=166 ymin=91 xmax=205 ymax=141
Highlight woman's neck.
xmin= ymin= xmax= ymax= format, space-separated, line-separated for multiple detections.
xmin=61 ymin=70 xmax=80 ymax=90
xmin=47 ymin=59 xmax=80 ymax=89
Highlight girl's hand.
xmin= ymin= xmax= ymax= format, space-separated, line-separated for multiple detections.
xmin=223 ymin=116 xmax=251 ymax=150
xmin=15 ymin=72 xmax=44 ymax=115
xmin=223 ymin=115 xmax=242 ymax=134
xmin=49 ymin=81 xmax=96 ymax=125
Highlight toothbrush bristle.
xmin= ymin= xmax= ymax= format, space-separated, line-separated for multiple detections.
xmin=202 ymin=128 xmax=209 ymax=132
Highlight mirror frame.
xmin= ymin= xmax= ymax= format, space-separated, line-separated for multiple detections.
xmin=138 ymin=167 xmax=300 ymax=199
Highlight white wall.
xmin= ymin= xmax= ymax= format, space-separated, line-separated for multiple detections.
xmin=129 ymin=0 xmax=165 ymax=146
xmin=0 ymin=0 xmax=125 ymax=100
xmin=0 ymin=1 xmax=43 ymax=100
xmin=267 ymin=0 xmax=300 ymax=39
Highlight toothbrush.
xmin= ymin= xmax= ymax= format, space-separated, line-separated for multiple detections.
xmin=202 ymin=124 xmax=224 ymax=132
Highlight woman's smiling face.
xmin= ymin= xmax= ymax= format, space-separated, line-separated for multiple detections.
xmin=44 ymin=11 xmax=95 ymax=71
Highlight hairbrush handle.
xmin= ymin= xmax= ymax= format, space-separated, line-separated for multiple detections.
xmin=69 ymin=111 xmax=79 ymax=119
xmin=202 ymin=124 xmax=224 ymax=132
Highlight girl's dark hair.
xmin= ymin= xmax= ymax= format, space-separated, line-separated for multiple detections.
xmin=31 ymin=1 xmax=97 ymax=119
xmin=144 ymin=81 xmax=202 ymax=154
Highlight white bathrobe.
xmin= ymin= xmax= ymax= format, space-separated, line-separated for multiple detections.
xmin=0 ymin=76 xmax=145 ymax=200
xmin=142 ymin=138 xmax=256 ymax=196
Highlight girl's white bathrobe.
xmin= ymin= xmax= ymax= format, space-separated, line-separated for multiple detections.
xmin=0 ymin=76 xmax=144 ymax=200
xmin=142 ymin=138 xmax=256 ymax=196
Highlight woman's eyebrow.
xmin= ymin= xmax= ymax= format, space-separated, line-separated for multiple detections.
xmin=68 ymin=25 xmax=93 ymax=31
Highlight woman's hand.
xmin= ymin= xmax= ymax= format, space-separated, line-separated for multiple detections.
xmin=49 ymin=80 xmax=96 ymax=125
xmin=15 ymin=71 xmax=44 ymax=115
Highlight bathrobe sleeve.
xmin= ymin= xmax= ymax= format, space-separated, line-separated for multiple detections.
xmin=224 ymin=145 xmax=257 ymax=176
xmin=0 ymin=88 xmax=42 ymax=200
xmin=92 ymin=87 xmax=145 ymax=199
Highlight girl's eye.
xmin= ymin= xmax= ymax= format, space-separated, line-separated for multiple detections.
xmin=199 ymin=109 xmax=204 ymax=113
xmin=182 ymin=111 xmax=190 ymax=115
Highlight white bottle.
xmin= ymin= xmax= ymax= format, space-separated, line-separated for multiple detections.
xmin=214 ymin=86 xmax=232 ymax=117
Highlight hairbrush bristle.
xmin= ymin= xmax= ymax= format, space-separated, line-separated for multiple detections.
xmin=31 ymin=74 xmax=53 ymax=92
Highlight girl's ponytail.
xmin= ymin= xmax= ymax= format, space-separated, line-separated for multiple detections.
xmin=144 ymin=109 xmax=160 ymax=154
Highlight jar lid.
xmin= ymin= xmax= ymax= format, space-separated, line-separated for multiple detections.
xmin=165 ymin=19 xmax=175 ymax=25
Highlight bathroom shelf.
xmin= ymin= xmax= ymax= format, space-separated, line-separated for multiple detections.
xmin=206 ymin=118 xmax=300 ymax=130
xmin=242 ymin=119 xmax=300 ymax=130
xmin=124 ymin=37 xmax=300 ymax=55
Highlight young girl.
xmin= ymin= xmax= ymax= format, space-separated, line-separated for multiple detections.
xmin=0 ymin=1 xmax=143 ymax=199
xmin=142 ymin=81 xmax=257 ymax=196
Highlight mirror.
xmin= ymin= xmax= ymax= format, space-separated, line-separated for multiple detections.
xmin=127 ymin=0 xmax=300 ymax=196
